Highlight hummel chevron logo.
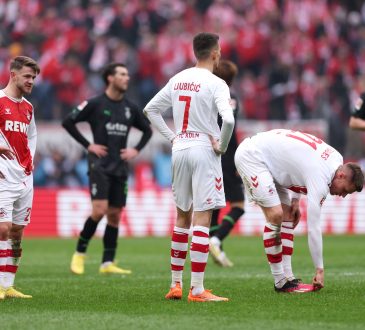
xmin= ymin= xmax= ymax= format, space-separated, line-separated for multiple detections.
xmin=215 ymin=177 xmax=222 ymax=190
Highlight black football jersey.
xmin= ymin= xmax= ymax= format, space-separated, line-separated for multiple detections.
xmin=62 ymin=93 xmax=152 ymax=176
xmin=352 ymin=93 xmax=365 ymax=120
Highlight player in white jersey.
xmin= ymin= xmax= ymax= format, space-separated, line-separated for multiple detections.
xmin=144 ymin=32 xmax=234 ymax=302
xmin=234 ymin=129 xmax=364 ymax=293
xmin=0 ymin=56 xmax=40 ymax=299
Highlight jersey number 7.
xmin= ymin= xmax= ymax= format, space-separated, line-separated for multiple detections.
xmin=179 ymin=95 xmax=191 ymax=132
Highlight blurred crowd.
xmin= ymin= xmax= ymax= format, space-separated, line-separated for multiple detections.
xmin=2 ymin=0 xmax=365 ymax=186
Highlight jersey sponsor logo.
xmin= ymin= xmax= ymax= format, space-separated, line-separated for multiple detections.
xmin=173 ymin=82 xmax=201 ymax=92
xmin=105 ymin=122 xmax=128 ymax=135
xmin=4 ymin=120 xmax=29 ymax=133
xmin=77 ymin=100 xmax=88 ymax=111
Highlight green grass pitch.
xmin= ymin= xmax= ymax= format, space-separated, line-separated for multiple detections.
xmin=1 ymin=235 xmax=365 ymax=330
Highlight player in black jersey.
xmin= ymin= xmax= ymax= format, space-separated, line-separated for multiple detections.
xmin=62 ymin=63 xmax=152 ymax=275
xmin=209 ymin=60 xmax=245 ymax=267
xmin=349 ymin=92 xmax=365 ymax=130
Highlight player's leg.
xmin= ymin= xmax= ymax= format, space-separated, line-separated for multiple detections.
xmin=99 ymin=177 xmax=131 ymax=275
xmin=71 ymin=169 xmax=109 ymax=274
xmin=4 ymin=224 xmax=31 ymax=298
xmin=0 ymin=181 xmax=17 ymax=299
xmin=235 ymin=140 xmax=298 ymax=292
xmin=5 ymin=180 xmax=33 ymax=298
xmin=0 ymin=222 xmax=11 ymax=300
xmin=209 ymin=197 xmax=244 ymax=267
xmin=209 ymin=209 xmax=220 ymax=237
xmin=187 ymin=146 xmax=228 ymax=302
xmin=165 ymin=149 xmax=192 ymax=300
xmin=165 ymin=207 xmax=192 ymax=300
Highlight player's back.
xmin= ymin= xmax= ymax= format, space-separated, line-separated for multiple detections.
xmin=251 ymin=129 xmax=343 ymax=188
xmin=169 ymin=67 xmax=227 ymax=138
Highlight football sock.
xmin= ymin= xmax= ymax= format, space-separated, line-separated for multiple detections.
xmin=209 ymin=209 xmax=220 ymax=237
xmin=76 ymin=217 xmax=98 ymax=253
xmin=170 ymin=226 xmax=189 ymax=288
xmin=215 ymin=207 xmax=244 ymax=241
xmin=3 ymin=239 xmax=21 ymax=288
xmin=0 ymin=240 xmax=7 ymax=287
xmin=190 ymin=226 xmax=209 ymax=295
xmin=281 ymin=221 xmax=295 ymax=280
xmin=102 ymin=225 xmax=118 ymax=263
xmin=263 ymin=222 xmax=285 ymax=286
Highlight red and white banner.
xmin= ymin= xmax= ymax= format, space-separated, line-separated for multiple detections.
xmin=26 ymin=187 xmax=365 ymax=237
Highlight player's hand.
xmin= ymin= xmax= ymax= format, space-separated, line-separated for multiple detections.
xmin=209 ymin=135 xmax=224 ymax=155
xmin=120 ymin=148 xmax=139 ymax=161
xmin=290 ymin=198 xmax=301 ymax=228
xmin=312 ymin=268 xmax=324 ymax=290
xmin=87 ymin=144 xmax=108 ymax=158
xmin=0 ymin=146 xmax=15 ymax=160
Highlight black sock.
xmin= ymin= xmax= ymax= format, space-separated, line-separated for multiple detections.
xmin=102 ymin=225 xmax=119 ymax=263
xmin=215 ymin=207 xmax=244 ymax=241
xmin=76 ymin=217 xmax=98 ymax=253
xmin=210 ymin=209 xmax=220 ymax=237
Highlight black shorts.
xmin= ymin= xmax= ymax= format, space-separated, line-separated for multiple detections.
xmin=89 ymin=167 xmax=128 ymax=208
xmin=223 ymin=169 xmax=244 ymax=203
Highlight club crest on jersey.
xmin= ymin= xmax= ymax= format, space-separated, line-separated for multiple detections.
xmin=125 ymin=107 xmax=131 ymax=119
xmin=5 ymin=108 xmax=11 ymax=114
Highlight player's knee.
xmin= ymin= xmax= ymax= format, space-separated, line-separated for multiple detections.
xmin=266 ymin=208 xmax=284 ymax=226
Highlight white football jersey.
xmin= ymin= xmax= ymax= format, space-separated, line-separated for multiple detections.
xmin=248 ymin=129 xmax=343 ymax=268
xmin=251 ymin=129 xmax=343 ymax=201
xmin=144 ymin=67 xmax=234 ymax=152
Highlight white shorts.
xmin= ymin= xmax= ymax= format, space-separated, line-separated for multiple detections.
xmin=172 ymin=146 xmax=225 ymax=212
xmin=234 ymin=138 xmax=290 ymax=207
xmin=0 ymin=175 xmax=33 ymax=226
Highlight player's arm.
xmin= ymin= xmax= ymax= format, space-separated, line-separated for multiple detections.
xmin=27 ymin=113 xmax=37 ymax=166
xmin=290 ymin=192 xmax=301 ymax=228
xmin=0 ymin=146 xmax=15 ymax=160
xmin=349 ymin=93 xmax=365 ymax=131
xmin=349 ymin=116 xmax=365 ymax=130
xmin=306 ymin=186 xmax=327 ymax=290
xmin=120 ymin=108 xmax=153 ymax=161
xmin=144 ymin=81 xmax=176 ymax=143
xmin=62 ymin=100 xmax=107 ymax=157
xmin=213 ymin=82 xmax=234 ymax=154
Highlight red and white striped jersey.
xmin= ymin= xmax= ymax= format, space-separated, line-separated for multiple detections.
xmin=0 ymin=90 xmax=37 ymax=183
xmin=144 ymin=67 xmax=234 ymax=152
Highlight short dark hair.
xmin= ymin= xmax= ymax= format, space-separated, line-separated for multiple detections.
xmin=10 ymin=56 xmax=40 ymax=74
xmin=346 ymin=162 xmax=364 ymax=192
xmin=213 ymin=60 xmax=238 ymax=86
xmin=193 ymin=32 xmax=219 ymax=60
xmin=101 ymin=62 xmax=126 ymax=85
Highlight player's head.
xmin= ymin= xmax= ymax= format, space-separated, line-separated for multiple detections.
xmin=213 ymin=60 xmax=238 ymax=87
xmin=329 ymin=162 xmax=364 ymax=197
xmin=9 ymin=56 xmax=40 ymax=96
xmin=193 ymin=32 xmax=221 ymax=68
xmin=102 ymin=62 xmax=130 ymax=92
